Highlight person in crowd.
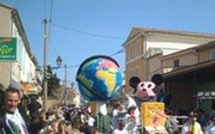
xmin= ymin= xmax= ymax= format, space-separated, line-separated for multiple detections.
xmin=125 ymin=105 xmax=139 ymax=134
xmin=8 ymin=81 xmax=29 ymax=126
xmin=54 ymin=104 xmax=64 ymax=121
xmin=210 ymin=101 xmax=215 ymax=118
xmin=49 ymin=119 xmax=59 ymax=133
xmin=117 ymin=104 xmax=127 ymax=119
xmin=27 ymin=95 xmax=42 ymax=120
xmin=2 ymin=87 xmax=29 ymax=133
xmin=199 ymin=109 xmax=211 ymax=132
xmin=112 ymin=121 xmax=129 ymax=134
xmin=0 ymin=85 xmax=5 ymax=132
xmin=79 ymin=122 xmax=94 ymax=134
xmin=39 ymin=110 xmax=48 ymax=122
xmin=125 ymin=94 xmax=140 ymax=118
xmin=111 ymin=103 xmax=121 ymax=129
xmin=58 ymin=121 xmax=68 ymax=134
xmin=28 ymin=115 xmax=40 ymax=134
xmin=205 ymin=114 xmax=215 ymax=134
xmin=70 ymin=122 xmax=81 ymax=134
xmin=85 ymin=103 xmax=92 ymax=115
xmin=163 ymin=94 xmax=174 ymax=111
xmin=113 ymin=103 xmax=127 ymax=129
xmin=38 ymin=121 xmax=49 ymax=134
xmin=0 ymin=86 xmax=5 ymax=114
xmin=94 ymin=105 xmax=112 ymax=134
xmin=74 ymin=111 xmax=84 ymax=130
xmin=181 ymin=111 xmax=203 ymax=134
xmin=37 ymin=111 xmax=49 ymax=133
xmin=63 ymin=121 xmax=77 ymax=134
xmin=47 ymin=109 xmax=57 ymax=121
xmin=84 ymin=112 xmax=95 ymax=128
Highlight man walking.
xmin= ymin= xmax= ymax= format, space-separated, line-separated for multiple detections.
xmin=2 ymin=87 xmax=29 ymax=134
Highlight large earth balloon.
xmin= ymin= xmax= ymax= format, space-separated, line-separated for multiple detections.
xmin=76 ymin=55 xmax=123 ymax=102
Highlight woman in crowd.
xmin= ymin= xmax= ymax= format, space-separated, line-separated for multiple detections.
xmin=205 ymin=114 xmax=215 ymax=134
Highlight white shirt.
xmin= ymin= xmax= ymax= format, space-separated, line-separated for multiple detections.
xmin=181 ymin=121 xmax=203 ymax=134
xmin=5 ymin=109 xmax=28 ymax=134
xmin=205 ymin=124 xmax=215 ymax=134
xmin=85 ymin=116 xmax=95 ymax=127
xmin=112 ymin=128 xmax=129 ymax=134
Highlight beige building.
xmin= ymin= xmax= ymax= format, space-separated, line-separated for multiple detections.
xmin=0 ymin=2 xmax=42 ymax=93
xmin=123 ymin=27 xmax=215 ymax=94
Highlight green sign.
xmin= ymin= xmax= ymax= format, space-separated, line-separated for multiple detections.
xmin=0 ymin=37 xmax=17 ymax=61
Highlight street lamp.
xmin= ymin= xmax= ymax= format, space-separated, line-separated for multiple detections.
xmin=50 ymin=56 xmax=63 ymax=70
xmin=56 ymin=56 xmax=62 ymax=68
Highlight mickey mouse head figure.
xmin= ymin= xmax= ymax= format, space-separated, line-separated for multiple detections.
xmin=136 ymin=81 xmax=155 ymax=97
xmin=129 ymin=76 xmax=156 ymax=101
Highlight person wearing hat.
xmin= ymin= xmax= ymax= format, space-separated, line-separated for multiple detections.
xmin=182 ymin=111 xmax=203 ymax=134
xmin=8 ymin=81 xmax=29 ymax=128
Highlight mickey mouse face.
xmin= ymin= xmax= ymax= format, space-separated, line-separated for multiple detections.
xmin=136 ymin=81 xmax=156 ymax=97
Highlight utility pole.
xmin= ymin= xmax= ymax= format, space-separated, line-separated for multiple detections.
xmin=43 ymin=18 xmax=49 ymax=112
xmin=64 ymin=64 xmax=67 ymax=104
xmin=64 ymin=64 xmax=67 ymax=86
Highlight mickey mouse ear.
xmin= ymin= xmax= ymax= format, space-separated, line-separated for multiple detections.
xmin=129 ymin=76 xmax=141 ymax=89
xmin=151 ymin=74 xmax=163 ymax=86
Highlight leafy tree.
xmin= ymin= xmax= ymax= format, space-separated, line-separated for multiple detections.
xmin=46 ymin=65 xmax=61 ymax=96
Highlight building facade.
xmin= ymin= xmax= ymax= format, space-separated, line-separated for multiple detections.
xmin=0 ymin=2 xmax=42 ymax=94
xmin=123 ymin=27 xmax=215 ymax=93
xmin=162 ymin=41 xmax=215 ymax=112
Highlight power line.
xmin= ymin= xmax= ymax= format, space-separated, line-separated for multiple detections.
xmin=48 ymin=0 xmax=59 ymax=58
xmin=49 ymin=0 xmax=54 ymax=20
xmin=55 ymin=49 xmax=125 ymax=69
xmin=110 ymin=48 xmax=125 ymax=56
xmin=67 ymin=64 xmax=80 ymax=68
xmin=51 ymin=22 xmax=125 ymax=40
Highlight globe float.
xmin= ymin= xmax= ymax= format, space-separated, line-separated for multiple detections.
xmin=76 ymin=55 xmax=123 ymax=102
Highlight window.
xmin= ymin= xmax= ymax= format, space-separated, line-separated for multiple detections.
xmin=129 ymin=69 xmax=133 ymax=79
xmin=136 ymin=67 xmax=139 ymax=77
xmin=12 ymin=24 xmax=17 ymax=37
xmin=136 ymin=42 xmax=139 ymax=56
xmin=173 ymin=59 xmax=179 ymax=68
xmin=130 ymin=44 xmax=133 ymax=59
xmin=211 ymin=49 xmax=215 ymax=60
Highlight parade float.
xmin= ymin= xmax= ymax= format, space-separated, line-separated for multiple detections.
xmin=76 ymin=55 xmax=183 ymax=133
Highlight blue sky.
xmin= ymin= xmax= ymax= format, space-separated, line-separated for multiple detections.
xmin=1 ymin=0 xmax=215 ymax=87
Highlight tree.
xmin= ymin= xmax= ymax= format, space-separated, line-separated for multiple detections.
xmin=46 ymin=65 xmax=61 ymax=96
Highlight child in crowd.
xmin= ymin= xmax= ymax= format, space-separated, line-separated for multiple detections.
xmin=112 ymin=121 xmax=129 ymax=134
xmin=125 ymin=105 xmax=139 ymax=134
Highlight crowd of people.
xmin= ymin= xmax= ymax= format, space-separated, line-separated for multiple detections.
xmin=0 ymin=81 xmax=143 ymax=134
xmin=1 ymin=81 xmax=215 ymax=134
